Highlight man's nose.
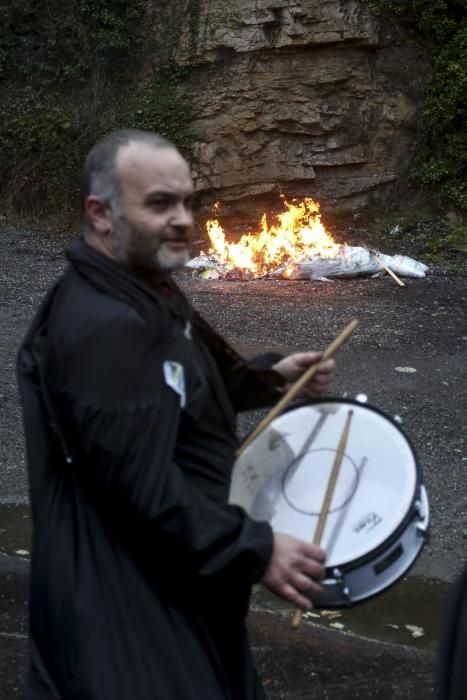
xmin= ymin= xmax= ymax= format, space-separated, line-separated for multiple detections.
xmin=172 ymin=202 xmax=194 ymax=228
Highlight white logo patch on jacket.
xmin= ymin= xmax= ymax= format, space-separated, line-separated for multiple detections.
xmin=163 ymin=361 xmax=186 ymax=408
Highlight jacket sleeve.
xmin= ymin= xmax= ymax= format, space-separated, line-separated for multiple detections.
xmin=224 ymin=352 xmax=286 ymax=411
xmin=47 ymin=314 xmax=273 ymax=590
xmin=192 ymin=311 xmax=285 ymax=411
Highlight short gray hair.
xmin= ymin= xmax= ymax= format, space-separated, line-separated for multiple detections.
xmin=81 ymin=129 xmax=176 ymax=233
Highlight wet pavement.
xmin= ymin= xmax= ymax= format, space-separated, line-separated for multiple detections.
xmin=250 ymin=575 xmax=442 ymax=698
xmin=0 ymin=560 xmax=439 ymax=700
xmin=0 ymin=565 xmax=28 ymax=700
xmin=252 ymin=577 xmax=447 ymax=651
xmin=0 ymin=555 xmax=440 ymax=700
xmin=1 ymin=229 xmax=466 ymax=698
xmin=250 ymin=608 xmax=435 ymax=699
xmin=0 ymin=504 xmax=31 ymax=559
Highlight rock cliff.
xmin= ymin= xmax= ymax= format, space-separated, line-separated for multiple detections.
xmin=167 ymin=1 xmax=429 ymax=220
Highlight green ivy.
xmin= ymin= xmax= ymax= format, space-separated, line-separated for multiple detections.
xmin=0 ymin=0 xmax=199 ymax=219
xmin=365 ymin=0 xmax=467 ymax=212
xmin=123 ymin=77 xmax=194 ymax=155
xmin=4 ymin=106 xmax=73 ymax=153
xmin=0 ymin=0 xmax=146 ymax=86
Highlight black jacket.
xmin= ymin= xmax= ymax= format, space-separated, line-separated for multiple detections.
xmin=17 ymin=240 xmax=285 ymax=700
xmin=437 ymin=563 xmax=467 ymax=700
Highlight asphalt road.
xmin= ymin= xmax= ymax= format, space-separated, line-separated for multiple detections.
xmin=0 ymin=228 xmax=466 ymax=698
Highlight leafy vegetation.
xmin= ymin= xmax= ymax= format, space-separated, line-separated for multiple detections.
xmin=0 ymin=0 xmax=198 ymax=220
xmin=366 ymin=0 xmax=467 ymax=214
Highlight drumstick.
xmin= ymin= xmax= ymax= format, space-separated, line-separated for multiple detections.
xmin=292 ymin=409 xmax=354 ymax=629
xmin=237 ymin=319 xmax=359 ymax=456
xmin=373 ymin=252 xmax=405 ymax=287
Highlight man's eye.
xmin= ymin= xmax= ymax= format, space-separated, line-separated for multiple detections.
xmin=150 ymin=200 xmax=169 ymax=211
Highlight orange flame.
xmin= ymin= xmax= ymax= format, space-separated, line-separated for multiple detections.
xmin=206 ymin=198 xmax=340 ymax=277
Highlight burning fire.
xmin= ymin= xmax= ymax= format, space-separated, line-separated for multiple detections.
xmin=205 ymin=197 xmax=340 ymax=277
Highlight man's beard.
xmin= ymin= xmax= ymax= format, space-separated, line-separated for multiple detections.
xmin=110 ymin=215 xmax=190 ymax=273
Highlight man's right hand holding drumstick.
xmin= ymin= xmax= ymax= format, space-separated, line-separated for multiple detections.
xmin=261 ymin=533 xmax=326 ymax=610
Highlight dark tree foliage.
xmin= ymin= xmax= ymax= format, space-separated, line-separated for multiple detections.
xmin=0 ymin=0 xmax=195 ymax=218
xmin=368 ymin=0 xmax=467 ymax=211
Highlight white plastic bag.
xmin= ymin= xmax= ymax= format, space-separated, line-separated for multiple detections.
xmin=378 ymin=253 xmax=428 ymax=279
xmin=186 ymin=247 xmax=428 ymax=280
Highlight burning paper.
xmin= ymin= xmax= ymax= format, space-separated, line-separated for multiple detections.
xmin=187 ymin=198 xmax=428 ymax=281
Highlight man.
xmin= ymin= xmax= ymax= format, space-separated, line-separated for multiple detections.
xmin=17 ymin=129 xmax=334 ymax=699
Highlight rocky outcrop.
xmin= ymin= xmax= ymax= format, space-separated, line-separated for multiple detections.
xmin=170 ymin=1 xmax=429 ymax=220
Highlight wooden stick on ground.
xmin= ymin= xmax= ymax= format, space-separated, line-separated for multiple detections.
xmin=292 ymin=408 xmax=354 ymax=629
xmin=236 ymin=319 xmax=359 ymax=457
xmin=374 ymin=253 xmax=406 ymax=288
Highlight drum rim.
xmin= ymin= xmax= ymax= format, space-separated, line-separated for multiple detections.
xmin=280 ymin=397 xmax=424 ymax=574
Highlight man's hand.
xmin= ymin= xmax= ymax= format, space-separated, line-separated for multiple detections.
xmin=272 ymin=352 xmax=335 ymax=399
xmin=261 ymin=533 xmax=326 ymax=610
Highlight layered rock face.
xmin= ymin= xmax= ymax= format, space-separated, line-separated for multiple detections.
xmin=172 ymin=1 xmax=429 ymax=221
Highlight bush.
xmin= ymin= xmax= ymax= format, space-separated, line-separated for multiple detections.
xmin=366 ymin=0 xmax=467 ymax=212
xmin=0 ymin=0 xmax=196 ymax=219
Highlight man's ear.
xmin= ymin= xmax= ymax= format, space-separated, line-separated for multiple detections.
xmin=85 ymin=196 xmax=112 ymax=237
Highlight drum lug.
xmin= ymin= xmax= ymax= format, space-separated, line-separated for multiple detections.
xmin=416 ymin=523 xmax=429 ymax=540
xmin=414 ymin=499 xmax=426 ymax=518
xmin=332 ymin=568 xmax=352 ymax=604
xmin=342 ymin=586 xmax=351 ymax=603
xmin=413 ymin=499 xmax=428 ymax=538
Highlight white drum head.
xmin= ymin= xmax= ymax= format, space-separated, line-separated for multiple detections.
xmin=230 ymin=401 xmax=418 ymax=569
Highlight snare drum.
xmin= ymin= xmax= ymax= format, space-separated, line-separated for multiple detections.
xmin=230 ymin=398 xmax=429 ymax=606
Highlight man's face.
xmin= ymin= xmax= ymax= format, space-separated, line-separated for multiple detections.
xmin=110 ymin=142 xmax=195 ymax=274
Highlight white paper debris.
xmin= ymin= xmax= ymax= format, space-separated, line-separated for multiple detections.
xmin=192 ymin=268 xmax=221 ymax=280
xmin=279 ymin=247 xmax=383 ymax=280
xmin=15 ymin=549 xmax=29 ymax=556
xmin=395 ymin=367 xmax=417 ymax=373
xmin=185 ymin=254 xmax=223 ymax=271
xmin=405 ymin=625 xmax=425 ymax=638
xmin=378 ymin=253 xmax=428 ymax=279
xmin=320 ymin=610 xmax=342 ymax=619
xmin=329 ymin=622 xmax=345 ymax=630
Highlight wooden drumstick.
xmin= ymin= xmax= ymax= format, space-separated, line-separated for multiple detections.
xmin=292 ymin=409 xmax=354 ymax=629
xmin=373 ymin=252 xmax=405 ymax=287
xmin=236 ymin=319 xmax=359 ymax=457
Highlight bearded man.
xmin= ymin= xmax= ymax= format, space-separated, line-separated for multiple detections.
xmin=17 ymin=129 xmax=334 ymax=699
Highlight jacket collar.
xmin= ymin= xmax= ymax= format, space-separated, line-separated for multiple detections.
xmin=66 ymin=238 xmax=193 ymax=327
